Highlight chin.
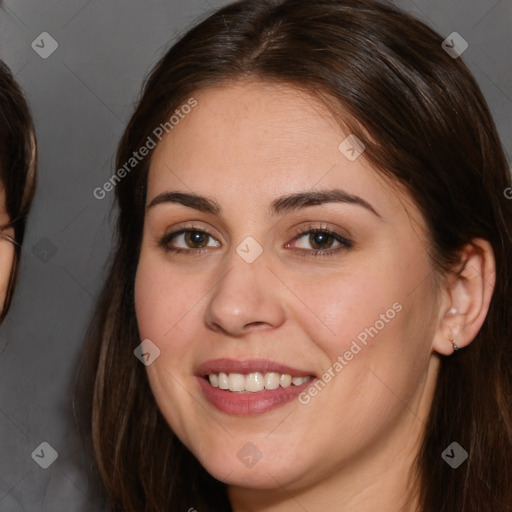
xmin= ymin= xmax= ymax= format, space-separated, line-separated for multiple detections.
xmin=192 ymin=441 xmax=312 ymax=491
xmin=209 ymin=462 xmax=298 ymax=490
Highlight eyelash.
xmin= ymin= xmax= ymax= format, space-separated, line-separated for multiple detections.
xmin=158 ymin=223 xmax=353 ymax=258
xmin=289 ymin=225 xmax=353 ymax=257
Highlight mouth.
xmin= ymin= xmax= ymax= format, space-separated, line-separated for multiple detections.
xmin=195 ymin=358 xmax=317 ymax=415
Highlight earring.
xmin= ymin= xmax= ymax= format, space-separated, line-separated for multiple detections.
xmin=451 ymin=338 xmax=459 ymax=352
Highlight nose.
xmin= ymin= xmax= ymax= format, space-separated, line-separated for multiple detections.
xmin=203 ymin=247 xmax=286 ymax=337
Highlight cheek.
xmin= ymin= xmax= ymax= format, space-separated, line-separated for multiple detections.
xmin=134 ymin=252 xmax=204 ymax=345
xmin=134 ymin=253 xmax=205 ymax=438
xmin=286 ymin=257 xmax=410 ymax=361
xmin=293 ymin=247 xmax=434 ymax=403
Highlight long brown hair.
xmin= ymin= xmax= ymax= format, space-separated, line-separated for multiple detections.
xmin=0 ymin=59 xmax=37 ymax=321
xmin=76 ymin=1 xmax=512 ymax=510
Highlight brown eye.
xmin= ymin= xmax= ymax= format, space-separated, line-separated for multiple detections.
xmin=291 ymin=228 xmax=351 ymax=252
xmin=308 ymin=231 xmax=337 ymax=250
xmin=160 ymin=228 xmax=221 ymax=252
xmin=184 ymin=230 xmax=209 ymax=248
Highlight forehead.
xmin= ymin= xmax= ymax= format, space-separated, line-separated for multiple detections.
xmin=152 ymin=80 xmax=340 ymax=166
xmin=147 ymin=80 xmax=421 ymax=226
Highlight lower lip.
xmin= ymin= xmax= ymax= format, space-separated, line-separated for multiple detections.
xmin=197 ymin=377 xmax=316 ymax=415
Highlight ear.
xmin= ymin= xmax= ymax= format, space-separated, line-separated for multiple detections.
xmin=432 ymin=239 xmax=496 ymax=356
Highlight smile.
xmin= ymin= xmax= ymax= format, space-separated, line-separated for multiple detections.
xmin=196 ymin=359 xmax=317 ymax=415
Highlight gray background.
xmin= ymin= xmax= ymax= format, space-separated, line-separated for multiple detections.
xmin=0 ymin=0 xmax=510 ymax=510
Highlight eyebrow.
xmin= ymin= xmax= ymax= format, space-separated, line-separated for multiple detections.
xmin=147 ymin=189 xmax=381 ymax=218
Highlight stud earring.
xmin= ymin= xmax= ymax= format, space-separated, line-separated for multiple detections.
xmin=451 ymin=338 xmax=459 ymax=352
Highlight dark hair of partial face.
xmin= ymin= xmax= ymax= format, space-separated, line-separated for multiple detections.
xmin=75 ymin=1 xmax=512 ymax=510
xmin=0 ymin=60 xmax=37 ymax=321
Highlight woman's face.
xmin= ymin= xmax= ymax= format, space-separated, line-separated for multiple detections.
xmin=135 ymin=81 xmax=442 ymax=492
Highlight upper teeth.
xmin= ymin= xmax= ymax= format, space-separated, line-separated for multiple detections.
xmin=208 ymin=372 xmax=312 ymax=393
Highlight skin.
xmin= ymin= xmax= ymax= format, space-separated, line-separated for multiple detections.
xmin=0 ymin=185 xmax=15 ymax=313
xmin=134 ymin=80 xmax=495 ymax=511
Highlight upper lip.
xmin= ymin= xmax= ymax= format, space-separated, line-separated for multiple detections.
xmin=196 ymin=358 xmax=315 ymax=378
